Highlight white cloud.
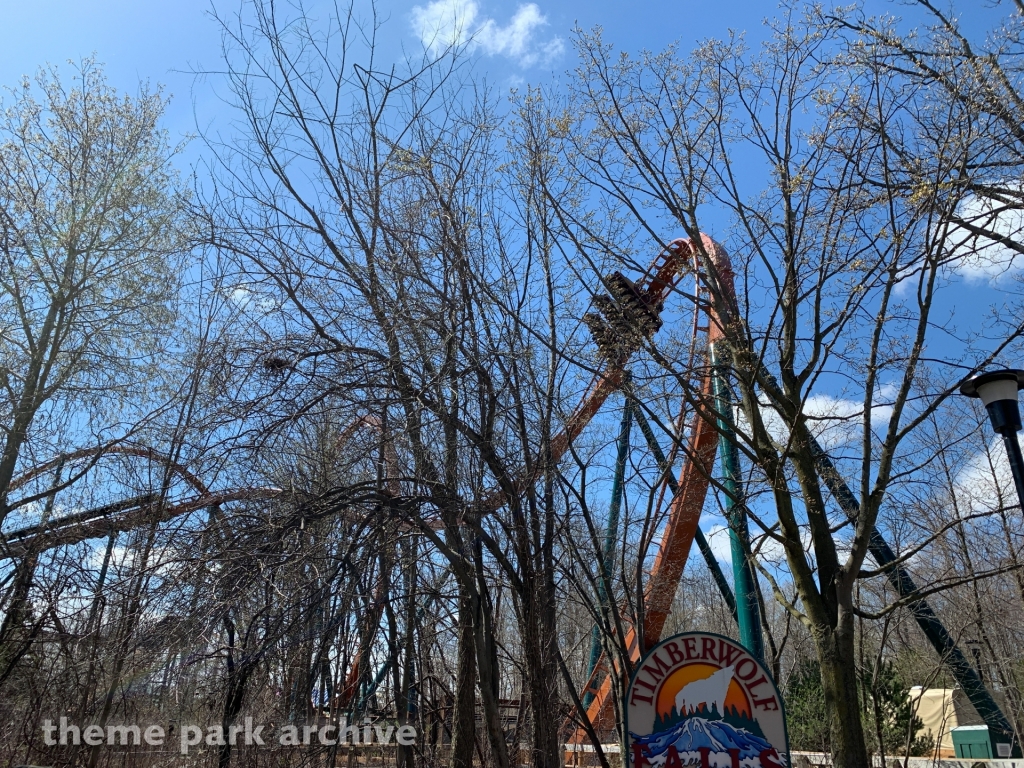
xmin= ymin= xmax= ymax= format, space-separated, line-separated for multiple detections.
xmin=891 ymin=189 xmax=1024 ymax=291
xmin=410 ymin=0 xmax=564 ymax=67
xmin=226 ymin=284 xmax=276 ymax=312
xmin=928 ymin=189 xmax=1024 ymax=284
xmin=801 ymin=393 xmax=894 ymax=451
xmin=952 ymin=434 xmax=1022 ymax=513
xmin=738 ymin=390 xmax=894 ymax=452
xmin=229 ymin=286 xmax=253 ymax=308
xmin=704 ymin=523 xmax=788 ymax=567
xmin=704 ymin=523 xmax=733 ymax=564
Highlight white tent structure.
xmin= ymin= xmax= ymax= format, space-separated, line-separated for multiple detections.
xmin=909 ymin=687 xmax=1000 ymax=757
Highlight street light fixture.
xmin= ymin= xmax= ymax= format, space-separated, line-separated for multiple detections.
xmin=960 ymin=368 xmax=1024 ymax=512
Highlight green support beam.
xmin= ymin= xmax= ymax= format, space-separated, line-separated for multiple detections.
xmin=710 ymin=344 xmax=765 ymax=665
xmin=583 ymin=393 xmax=634 ymax=709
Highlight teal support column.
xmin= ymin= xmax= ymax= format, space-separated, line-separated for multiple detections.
xmin=629 ymin=403 xmax=739 ymax=625
xmin=710 ymin=344 xmax=765 ymax=665
xmin=583 ymin=391 xmax=633 ymax=709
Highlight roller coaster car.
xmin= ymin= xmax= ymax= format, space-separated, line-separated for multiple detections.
xmin=583 ymin=272 xmax=663 ymax=359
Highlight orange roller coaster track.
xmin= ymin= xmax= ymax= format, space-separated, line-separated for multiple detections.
xmin=557 ymin=234 xmax=734 ymax=746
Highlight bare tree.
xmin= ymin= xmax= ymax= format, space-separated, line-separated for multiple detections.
xmin=0 ymin=59 xmax=188 ymax=527
xmin=0 ymin=58 xmax=191 ymax=690
xmin=201 ymin=4 xmax=598 ymax=768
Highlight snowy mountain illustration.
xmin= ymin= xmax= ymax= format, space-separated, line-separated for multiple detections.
xmin=631 ymin=702 xmax=787 ymax=767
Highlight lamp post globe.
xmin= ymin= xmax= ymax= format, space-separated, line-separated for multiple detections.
xmin=960 ymin=368 xmax=1024 ymax=510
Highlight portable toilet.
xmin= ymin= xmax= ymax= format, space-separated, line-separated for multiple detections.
xmin=952 ymin=725 xmax=993 ymax=758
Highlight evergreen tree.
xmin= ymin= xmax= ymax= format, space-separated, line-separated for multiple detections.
xmin=785 ymin=659 xmax=832 ymax=753
xmin=863 ymin=661 xmax=934 ymax=758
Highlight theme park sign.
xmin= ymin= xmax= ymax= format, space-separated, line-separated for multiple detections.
xmin=626 ymin=632 xmax=789 ymax=768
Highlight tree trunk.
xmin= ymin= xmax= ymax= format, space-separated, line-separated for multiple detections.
xmin=450 ymin=590 xmax=478 ymax=768
xmin=472 ymin=547 xmax=511 ymax=768
xmin=86 ymin=522 xmax=159 ymax=768
xmin=220 ymin=616 xmax=254 ymax=768
xmin=815 ymin=615 xmax=868 ymax=768
xmin=398 ymin=537 xmax=417 ymax=768
xmin=521 ymin=579 xmax=561 ymax=768
xmin=0 ymin=554 xmax=37 ymax=681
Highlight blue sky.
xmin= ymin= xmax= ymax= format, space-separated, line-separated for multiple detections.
xmin=0 ymin=0 xmax=771 ymax=94
xmin=0 ymin=0 xmax=777 ymax=179
xmin=0 ymin=0 xmax=954 ymax=151
xmin=0 ymin=0 xmax=1004 ymax=174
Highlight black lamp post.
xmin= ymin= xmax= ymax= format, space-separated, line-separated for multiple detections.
xmin=959 ymin=369 xmax=1024 ymax=758
xmin=960 ymin=369 xmax=1024 ymax=509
